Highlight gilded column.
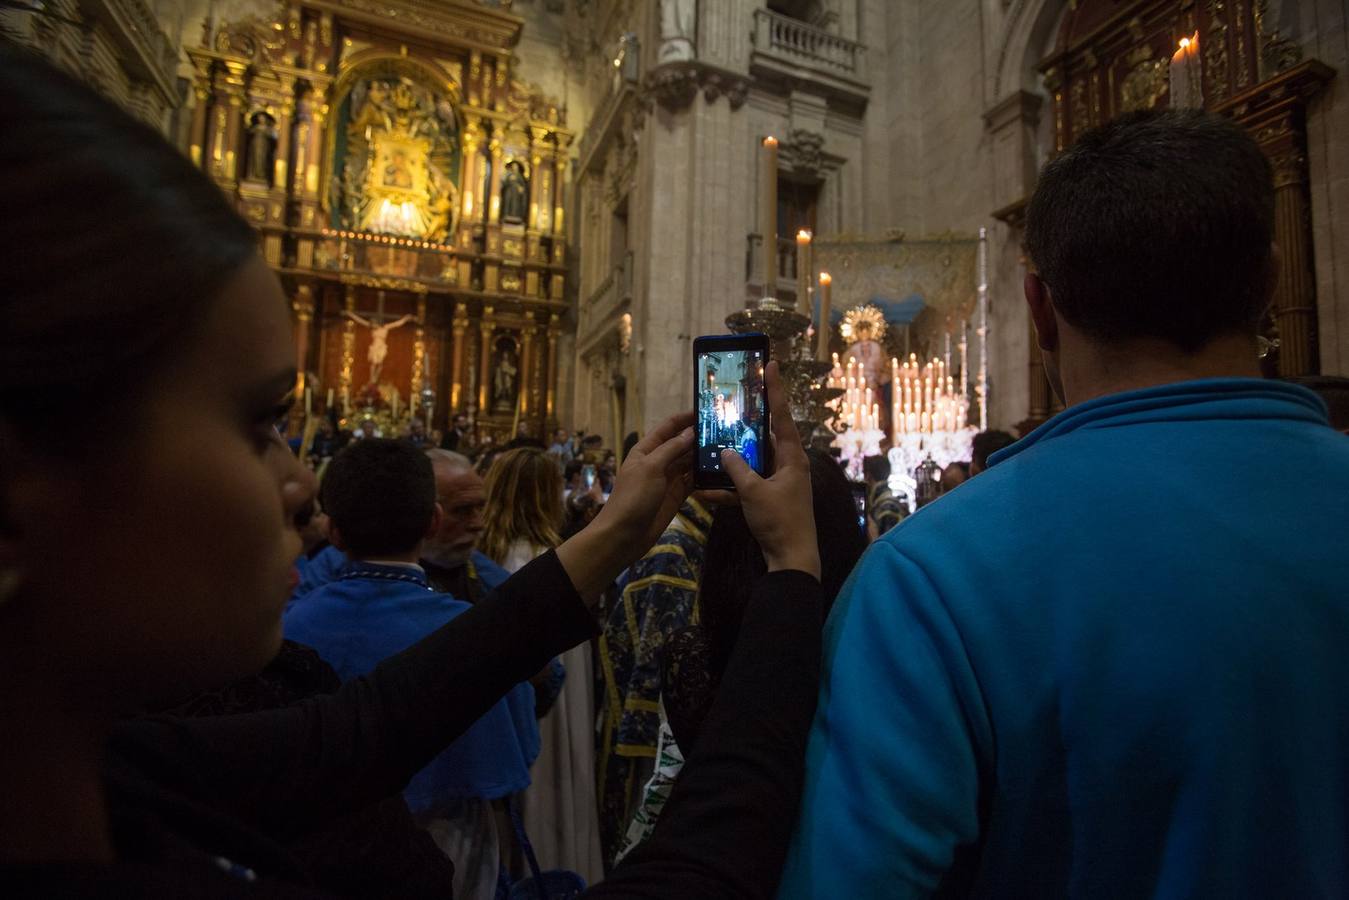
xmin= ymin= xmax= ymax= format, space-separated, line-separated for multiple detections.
xmin=552 ymin=150 xmax=567 ymax=236
xmin=187 ymin=79 xmax=211 ymax=168
xmin=459 ymin=120 xmax=482 ymax=229
xmin=291 ymin=92 xmax=313 ymax=202
xmin=528 ymin=141 xmax=547 ymax=232
xmin=411 ymin=295 xmax=428 ymax=409
xmin=545 ymin=313 xmax=560 ymax=420
xmin=478 ymin=307 xmax=495 ymax=414
xmin=492 ymin=55 xmax=508 ymax=112
xmin=1270 ymin=149 xmax=1318 ymax=375
xmin=272 ymin=87 xmax=296 ymax=196
xmin=519 ymin=324 xmax=534 ymax=416
xmin=450 ymin=301 xmax=469 ymax=411
xmin=340 ymin=283 xmax=357 ymax=415
xmin=292 ymin=283 xmax=315 ymax=398
xmin=218 ymin=59 xmax=249 ymax=186
xmin=468 ymin=51 xmax=483 ymax=107
xmin=487 ymin=137 xmax=505 ymax=225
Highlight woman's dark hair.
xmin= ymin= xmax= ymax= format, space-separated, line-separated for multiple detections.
xmin=1025 ymin=109 xmax=1273 ymax=352
xmin=321 ymin=439 xmax=437 ymax=559
xmin=0 ymin=46 xmax=258 ymax=437
xmin=699 ymin=449 xmax=867 ymax=676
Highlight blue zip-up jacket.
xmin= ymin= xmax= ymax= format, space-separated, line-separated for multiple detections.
xmin=780 ymin=379 xmax=1349 ymax=898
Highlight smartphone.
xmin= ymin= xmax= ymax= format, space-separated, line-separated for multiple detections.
xmin=582 ymin=464 xmax=596 ymax=489
xmin=693 ymin=333 xmax=770 ymax=490
xmin=850 ymin=480 xmax=868 ymax=531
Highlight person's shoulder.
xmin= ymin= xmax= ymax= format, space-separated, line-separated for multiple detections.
xmin=470 ymin=550 xmax=511 ymax=588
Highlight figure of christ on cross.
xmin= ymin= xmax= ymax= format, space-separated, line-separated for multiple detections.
xmin=344 ymin=305 xmax=415 ymax=385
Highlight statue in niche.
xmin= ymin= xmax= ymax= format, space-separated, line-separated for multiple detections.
xmin=659 ymin=0 xmax=696 ymax=63
xmin=500 ymin=160 xmax=529 ymax=225
xmin=245 ymin=111 xmax=277 ymax=184
xmin=492 ymin=339 xmax=520 ymax=411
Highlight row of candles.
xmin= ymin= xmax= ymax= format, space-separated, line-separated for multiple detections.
xmin=892 ymin=354 xmax=969 ymax=436
xmin=826 ymin=351 xmax=972 ymax=441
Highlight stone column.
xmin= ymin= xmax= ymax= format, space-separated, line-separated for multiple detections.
xmin=450 ymin=302 xmax=469 ymax=412
xmin=984 ymin=89 xmax=1044 ymax=432
xmin=478 ymin=306 xmax=495 ymax=413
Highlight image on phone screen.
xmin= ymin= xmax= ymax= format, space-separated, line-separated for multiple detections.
xmin=696 ymin=345 xmax=767 ymax=479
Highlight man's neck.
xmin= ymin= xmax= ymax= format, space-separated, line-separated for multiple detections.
xmin=1060 ymin=332 xmax=1262 ymax=409
xmin=353 ymin=549 xmax=423 ymax=567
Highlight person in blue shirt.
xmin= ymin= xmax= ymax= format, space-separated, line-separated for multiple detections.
xmin=779 ymin=109 xmax=1349 ymax=898
xmin=285 ymin=439 xmax=539 ymax=900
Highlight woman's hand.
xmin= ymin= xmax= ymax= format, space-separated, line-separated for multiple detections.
xmin=556 ymin=411 xmax=696 ymax=602
xmin=719 ymin=361 xmax=821 ymax=580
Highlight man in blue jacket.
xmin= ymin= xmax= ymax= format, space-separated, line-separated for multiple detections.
xmin=285 ymin=439 xmax=539 ymax=900
xmin=780 ymin=110 xmax=1349 ymax=898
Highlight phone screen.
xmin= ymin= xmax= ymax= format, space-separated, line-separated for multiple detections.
xmin=582 ymin=465 xmax=596 ymax=489
xmin=694 ymin=337 xmax=768 ymax=487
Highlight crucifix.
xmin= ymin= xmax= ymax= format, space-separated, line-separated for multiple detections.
xmin=344 ymin=290 xmax=415 ymax=385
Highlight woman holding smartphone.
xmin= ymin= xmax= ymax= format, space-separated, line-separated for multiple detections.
xmin=0 ymin=46 xmax=822 ymax=900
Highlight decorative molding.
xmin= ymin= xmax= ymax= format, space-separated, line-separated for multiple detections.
xmin=780 ymin=128 xmax=826 ymax=177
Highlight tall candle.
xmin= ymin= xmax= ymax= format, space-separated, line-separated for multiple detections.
xmin=1169 ymin=33 xmax=1202 ymax=109
xmin=326 ymin=387 xmax=334 ymax=409
xmin=760 ymin=137 xmax=779 ymax=303
xmin=816 ymin=272 xmax=833 ymax=361
xmin=796 ymin=229 xmax=812 ymax=315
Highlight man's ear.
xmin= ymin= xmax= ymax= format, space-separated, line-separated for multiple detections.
xmin=1024 ymin=272 xmax=1059 ymax=354
xmin=423 ymin=502 xmax=444 ymax=542
xmin=328 ymin=522 xmax=348 ymax=554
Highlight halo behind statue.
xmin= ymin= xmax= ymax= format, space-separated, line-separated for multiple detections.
xmin=839 ymin=304 xmax=887 ymax=344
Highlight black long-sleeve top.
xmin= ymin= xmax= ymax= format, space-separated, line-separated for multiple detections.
xmin=4 ymin=552 xmax=822 ymax=899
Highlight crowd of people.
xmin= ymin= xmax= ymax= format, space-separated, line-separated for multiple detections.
xmin=4 ymin=42 xmax=1349 ymax=900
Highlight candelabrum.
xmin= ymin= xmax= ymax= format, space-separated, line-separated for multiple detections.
xmin=725 ymin=297 xmax=841 ymax=448
xmin=884 ymin=350 xmax=979 ymax=508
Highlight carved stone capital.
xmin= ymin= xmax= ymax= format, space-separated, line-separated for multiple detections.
xmin=641 ymin=61 xmax=751 ymax=114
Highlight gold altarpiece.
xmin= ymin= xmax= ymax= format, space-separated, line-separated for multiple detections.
xmin=998 ymin=0 xmax=1334 ymax=434
xmin=184 ymin=0 xmax=572 ymax=441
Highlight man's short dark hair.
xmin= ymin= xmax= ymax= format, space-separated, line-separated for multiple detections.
xmin=1024 ymin=109 xmax=1274 ymax=352
xmin=862 ymin=455 xmax=890 ymax=483
xmin=972 ymin=430 xmax=1016 ymax=471
xmin=321 ymin=439 xmax=436 ymax=558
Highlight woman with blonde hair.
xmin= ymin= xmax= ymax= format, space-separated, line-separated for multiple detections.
xmin=479 ymin=446 xmax=605 ymax=884
xmin=479 ymin=447 xmax=564 ymax=573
